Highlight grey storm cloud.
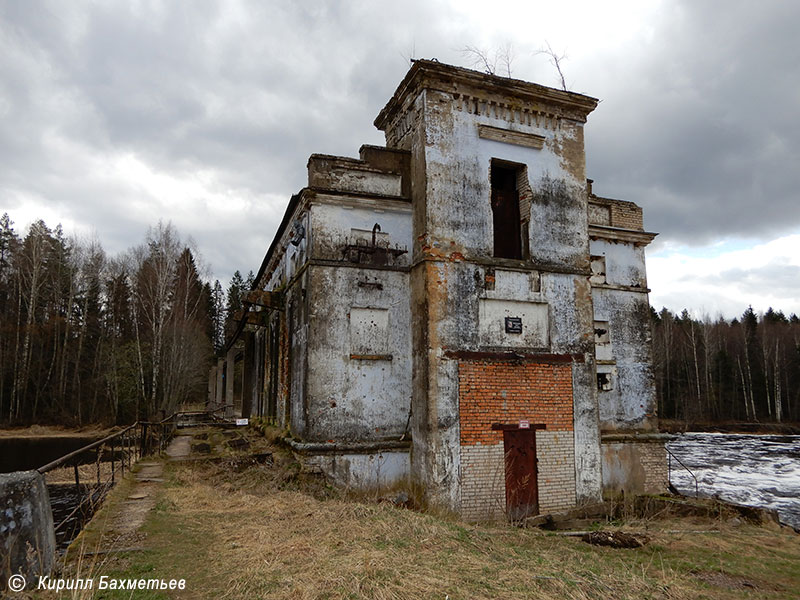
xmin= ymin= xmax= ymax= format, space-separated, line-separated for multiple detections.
xmin=583 ymin=1 xmax=800 ymax=245
xmin=0 ymin=0 xmax=448 ymax=272
xmin=699 ymin=263 xmax=800 ymax=301
xmin=1 ymin=0 xmax=798 ymax=285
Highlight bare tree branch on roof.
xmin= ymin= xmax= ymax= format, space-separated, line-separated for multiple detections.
xmin=461 ymin=44 xmax=514 ymax=77
xmin=536 ymin=42 xmax=568 ymax=91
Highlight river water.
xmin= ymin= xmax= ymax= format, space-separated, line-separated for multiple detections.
xmin=666 ymin=433 xmax=800 ymax=530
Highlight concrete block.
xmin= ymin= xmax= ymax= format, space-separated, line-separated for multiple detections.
xmin=1 ymin=470 xmax=56 ymax=586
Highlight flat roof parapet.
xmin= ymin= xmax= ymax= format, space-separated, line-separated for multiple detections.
xmin=375 ymin=59 xmax=600 ymax=131
xmin=307 ymin=147 xmax=411 ymax=199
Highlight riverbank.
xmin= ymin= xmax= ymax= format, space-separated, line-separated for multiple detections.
xmin=51 ymin=426 xmax=800 ymax=600
xmin=0 ymin=426 xmax=114 ymax=473
xmin=0 ymin=424 xmax=112 ymax=438
xmin=660 ymin=419 xmax=800 ymax=435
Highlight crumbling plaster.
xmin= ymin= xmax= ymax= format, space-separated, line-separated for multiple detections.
xmin=217 ymin=60 xmax=664 ymax=519
xmin=305 ymin=264 xmax=411 ymax=442
xmin=385 ymin=66 xmax=604 ymax=509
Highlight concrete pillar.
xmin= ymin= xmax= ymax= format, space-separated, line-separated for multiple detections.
xmin=215 ymin=358 xmax=224 ymax=409
xmin=225 ymin=349 xmax=236 ymax=418
xmin=207 ymin=367 xmax=216 ymax=408
xmin=242 ymin=333 xmax=255 ymax=418
xmin=254 ymin=331 xmax=264 ymax=417
xmin=0 ymin=471 xmax=56 ymax=587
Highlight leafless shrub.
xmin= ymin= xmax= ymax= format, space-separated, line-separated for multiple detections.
xmin=462 ymin=43 xmax=514 ymax=77
xmin=536 ymin=42 xmax=568 ymax=91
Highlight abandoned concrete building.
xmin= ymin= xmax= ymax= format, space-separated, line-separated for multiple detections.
xmin=211 ymin=60 xmax=668 ymax=520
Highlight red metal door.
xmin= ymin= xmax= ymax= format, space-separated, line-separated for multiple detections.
xmin=503 ymin=429 xmax=538 ymax=520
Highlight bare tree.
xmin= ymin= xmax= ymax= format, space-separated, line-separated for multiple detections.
xmin=462 ymin=43 xmax=514 ymax=77
xmin=498 ymin=43 xmax=514 ymax=78
xmin=400 ymin=41 xmax=416 ymax=68
xmin=12 ymin=221 xmax=52 ymax=421
xmin=130 ymin=222 xmax=182 ymax=417
xmin=161 ymin=248 xmax=211 ymax=411
xmin=536 ymin=42 xmax=568 ymax=91
xmin=0 ymin=213 xmax=215 ymax=426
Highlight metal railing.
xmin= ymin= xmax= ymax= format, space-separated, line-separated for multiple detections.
xmin=666 ymin=447 xmax=699 ymax=498
xmin=36 ymin=413 xmax=182 ymax=543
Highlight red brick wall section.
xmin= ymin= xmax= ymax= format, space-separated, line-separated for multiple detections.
xmin=459 ymin=360 xmax=573 ymax=446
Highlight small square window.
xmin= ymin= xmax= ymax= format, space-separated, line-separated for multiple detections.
xmin=594 ymin=321 xmax=610 ymax=345
xmin=594 ymin=321 xmax=613 ymax=362
xmin=597 ymin=372 xmax=613 ymax=391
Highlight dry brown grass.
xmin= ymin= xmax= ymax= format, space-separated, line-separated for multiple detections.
xmin=0 ymin=424 xmax=112 ymax=438
xmin=91 ymin=455 xmax=798 ymax=600
xmin=43 ymin=461 xmax=121 ymax=485
xmin=59 ymin=430 xmax=800 ymax=600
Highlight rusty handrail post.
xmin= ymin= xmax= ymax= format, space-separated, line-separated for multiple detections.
xmin=37 ymin=423 xmax=138 ymax=474
xmin=34 ymin=417 xmax=187 ymax=548
xmin=140 ymin=422 xmax=148 ymax=457
xmin=666 ymin=447 xmax=699 ymax=498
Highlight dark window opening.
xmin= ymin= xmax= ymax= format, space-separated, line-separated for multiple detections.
xmin=597 ymin=372 xmax=612 ymax=391
xmin=491 ymin=162 xmax=522 ymax=259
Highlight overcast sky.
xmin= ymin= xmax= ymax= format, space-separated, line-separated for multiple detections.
xmin=1 ymin=0 xmax=798 ymax=318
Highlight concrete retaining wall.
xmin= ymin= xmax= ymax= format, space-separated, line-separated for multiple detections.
xmin=1 ymin=470 xmax=55 ymax=587
xmin=601 ymin=438 xmax=669 ymax=497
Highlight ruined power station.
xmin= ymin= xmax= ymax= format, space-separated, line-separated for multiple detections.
xmin=211 ymin=60 xmax=668 ymax=520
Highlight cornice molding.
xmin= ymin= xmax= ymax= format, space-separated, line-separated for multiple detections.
xmin=588 ymin=225 xmax=658 ymax=246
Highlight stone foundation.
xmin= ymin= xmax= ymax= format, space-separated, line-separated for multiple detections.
xmin=288 ymin=441 xmax=411 ymax=489
xmin=601 ymin=434 xmax=670 ymax=497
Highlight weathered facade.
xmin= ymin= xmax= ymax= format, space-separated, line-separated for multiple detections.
xmin=212 ymin=61 xmax=667 ymax=520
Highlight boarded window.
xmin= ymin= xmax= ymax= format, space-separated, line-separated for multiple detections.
xmin=590 ymin=255 xmax=606 ymax=284
xmin=596 ymin=364 xmax=615 ymax=391
xmin=594 ymin=320 xmax=613 ymax=362
xmin=491 ymin=161 xmax=523 ymax=259
xmin=479 ymin=299 xmax=548 ymax=349
xmin=594 ymin=321 xmax=610 ymax=345
xmin=350 ymin=308 xmax=389 ymax=357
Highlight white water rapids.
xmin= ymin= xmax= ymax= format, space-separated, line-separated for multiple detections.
xmin=666 ymin=433 xmax=800 ymax=530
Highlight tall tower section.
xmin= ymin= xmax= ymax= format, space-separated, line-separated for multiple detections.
xmin=376 ymin=61 xmax=604 ymax=517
